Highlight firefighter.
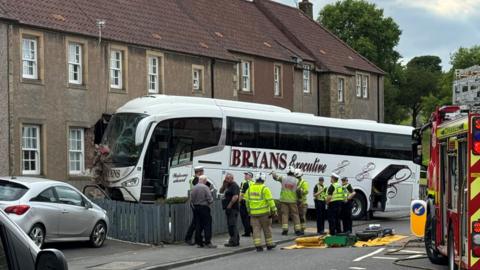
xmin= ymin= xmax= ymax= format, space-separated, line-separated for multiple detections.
xmin=244 ymin=172 xmax=277 ymax=252
xmin=272 ymin=167 xmax=303 ymax=236
xmin=295 ymin=168 xmax=309 ymax=233
xmin=326 ymin=173 xmax=344 ymax=235
xmin=341 ymin=177 xmax=356 ymax=234
xmin=185 ymin=166 xmax=205 ymax=245
xmin=239 ymin=172 xmax=254 ymax=237
xmin=313 ymin=176 xmax=327 ymax=234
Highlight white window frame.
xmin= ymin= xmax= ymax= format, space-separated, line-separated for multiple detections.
xmin=274 ymin=65 xmax=281 ymax=97
xmin=110 ymin=50 xmax=123 ymax=89
xmin=68 ymin=128 xmax=84 ymax=175
xmin=303 ymin=64 xmax=311 ymax=93
xmin=148 ymin=56 xmax=159 ymax=93
xmin=241 ymin=60 xmax=251 ymax=92
xmin=21 ymin=125 xmax=41 ymax=175
xmin=22 ymin=38 xmax=38 ymax=79
xmin=362 ymin=75 xmax=369 ymax=98
xmin=192 ymin=68 xmax=202 ymax=92
xmin=356 ymin=74 xmax=362 ymax=97
xmin=338 ymin=78 xmax=345 ymax=102
xmin=68 ymin=42 xmax=82 ymax=84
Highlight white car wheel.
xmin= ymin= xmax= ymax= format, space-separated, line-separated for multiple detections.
xmin=29 ymin=224 xmax=45 ymax=248
xmin=90 ymin=222 xmax=106 ymax=248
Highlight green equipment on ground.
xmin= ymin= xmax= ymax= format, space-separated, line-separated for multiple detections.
xmin=324 ymin=234 xmax=357 ymax=247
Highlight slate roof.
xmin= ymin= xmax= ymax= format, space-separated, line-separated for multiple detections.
xmin=0 ymin=0 xmax=384 ymax=74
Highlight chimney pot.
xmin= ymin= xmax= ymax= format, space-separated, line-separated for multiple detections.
xmin=299 ymin=0 xmax=313 ymax=19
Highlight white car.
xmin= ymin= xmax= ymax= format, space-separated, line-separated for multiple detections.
xmin=0 ymin=208 xmax=68 ymax=270
xmin=0 ymin=176 xmax=109 ymax=248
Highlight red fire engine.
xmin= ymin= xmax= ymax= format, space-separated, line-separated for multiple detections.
xmin=413 ymin=105 xmax=480 ymax=269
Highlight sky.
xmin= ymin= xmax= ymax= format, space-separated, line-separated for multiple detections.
xmin=275 ymin=0 xmax=480 ymax=70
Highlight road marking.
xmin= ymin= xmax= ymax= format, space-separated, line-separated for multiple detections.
xmin=353 ymin=248 xmax=386 ymax=262
xmin=387 ymin=249 xmax=424 ymax=254
xmin=373 ymin=256 xmax=399 ymax=260
xmin=408 ymin=255 xmax=424 ymax=259
xmin=349 ymin=267 xmax=366 ymax=270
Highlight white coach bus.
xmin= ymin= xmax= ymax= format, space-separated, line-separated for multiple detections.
xmin=99 ymin=95 xmax=419 ymax=219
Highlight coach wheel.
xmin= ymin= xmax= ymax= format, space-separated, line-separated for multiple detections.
xmin=351 ymin=192 xmax=366 ymax=220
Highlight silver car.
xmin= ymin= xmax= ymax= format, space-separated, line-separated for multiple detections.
xmin=0 ymin=176 xmax=109 ymax=248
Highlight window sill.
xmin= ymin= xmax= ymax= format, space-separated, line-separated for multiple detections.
xmin=68 ymin=83 xmax=88 ymax=91
xmin=273 ymin=95 xmax=283 ymax=99
xmin=69 ymin=175 xmax=90 ymax=181
xmin=109 ymin=89 xmax=127 ymax=94
xmin=21 ymin=78 xmax=44 ymax=86
xmin=303 ymin=92 xmax=312 ymax=96
xmin=239 ymin=90 xmax=253 ymax=95
xmin=192 ymin=90 xmax=204 ymax=94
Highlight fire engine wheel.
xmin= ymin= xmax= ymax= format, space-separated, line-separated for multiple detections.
xmin=448 ymin=229 xmax=458 ymax=270
xmin=424 ymin=216 xmax=447 ymax=265
xmin=351 ymin=192 xmax=366 ymax=220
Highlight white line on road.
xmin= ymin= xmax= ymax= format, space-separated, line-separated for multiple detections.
xmin=387 ymin=249 xmax=425 ymax=254
xmin=349 ymin=267 xmax=366 ymax=270
xmin=408 ymin=255 xmax=424 ymax=259
xmin=353 ymin=248 xmax=386 ymax=262
xmin=373 ymin=256 xmax=399 ymax=260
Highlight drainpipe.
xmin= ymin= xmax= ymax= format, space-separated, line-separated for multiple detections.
xmin=7 ymin=24 xmax=13 ymax=176
xmin=211 ymin=58 xmax=215 ymax=98
xmin=377 ymin=75 xmax=381 ymax=122
xmin=317 ymin=71 xmax=320 ymax=116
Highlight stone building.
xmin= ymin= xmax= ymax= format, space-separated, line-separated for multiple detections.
xmin=0 ymin=0 xmax=384 ymax=185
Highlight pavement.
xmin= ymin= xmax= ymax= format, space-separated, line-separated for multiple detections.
xmin=59 ymin=211 xmax=412 ymax=270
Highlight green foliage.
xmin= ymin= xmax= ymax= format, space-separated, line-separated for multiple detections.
xmin=450 ymin=46 xmax=480 ymax=69
xmin=164 ymin=197 xmax=189 ymax=204
xmin=318 ymin=0 xmax=401 ymax=74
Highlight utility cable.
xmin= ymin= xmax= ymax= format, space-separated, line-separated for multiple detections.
xmin=384 ymin=238 xmax=436 ymax=270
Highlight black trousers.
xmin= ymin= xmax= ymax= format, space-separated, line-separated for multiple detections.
xmin=194 ymin=205 xmax=212 ymax=246
xmin=226 ymin=208 xmax=239 ymax=245
xmin=327 ymin=201 xmax=342 ymax=235
xmin=239 ymin=201 xmax=252 ymax=235
xmin=314 ymin=200 xmax=326 ymax=234
xmin=341 ymin=200 xmax=353 ymax=233
xmin=185 ymin=207 xmax=196 ymax=241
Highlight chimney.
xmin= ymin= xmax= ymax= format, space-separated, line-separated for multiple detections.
xmin=299 ymin=0 xmax=313 ymax=19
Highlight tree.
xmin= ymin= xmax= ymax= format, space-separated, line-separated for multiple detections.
xmin=398 ymin=56 xmax=442 ymax=127
xmin=450 ymin=45 xmax=480 ymax=70
xmin=318 ymin=0 xmax=401 ymax=74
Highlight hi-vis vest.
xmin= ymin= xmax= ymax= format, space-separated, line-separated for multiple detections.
xmin=330 ymin=182 xmax=345 ymax=202
xmin=189 ymin=176 xmax=196 ymax=190
xmin=315 ymin=183 xmax=327 ymax=201
xmin=297 ymin=178 xmax=309 ymax=204
xmin=240 ymin=179 xmax=253 ymax=195
xmin=343 ymin=183 xmax=353 ymax=201
xmin=245 ymin=183 xmax=277 ymax=216
xmin=275 ymin=175 xmax=298 ymax=203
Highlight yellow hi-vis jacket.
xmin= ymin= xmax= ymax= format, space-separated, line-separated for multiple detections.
xmin=297 ymin=178 xmax=309 ymax=204
xmin=244 ymin=182 xmax=277 ymax=216
xmin=330 ymin=182 xmax=344 ymax=202
xmin=342 ymin=183 xmax=353 ymax=201
xmin=314 ymin=183 xmax=327 ymax=201
xmin=274 ymin=175 xmax=298 ymax=203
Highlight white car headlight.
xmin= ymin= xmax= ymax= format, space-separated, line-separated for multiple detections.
xmin=122 ymin=177 xmax=139 ymax=187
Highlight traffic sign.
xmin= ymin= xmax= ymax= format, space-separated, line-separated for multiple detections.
xmin=410 ymin=200 xmax=427 ymax=237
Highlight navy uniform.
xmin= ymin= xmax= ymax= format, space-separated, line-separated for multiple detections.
xmin=341 ymin=177 xmax=355 ymax=233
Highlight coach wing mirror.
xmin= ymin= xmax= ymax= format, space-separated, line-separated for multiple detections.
xmin=135 ymin=116 xmax=157 ymax=146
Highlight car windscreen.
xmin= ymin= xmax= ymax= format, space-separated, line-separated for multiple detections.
xmin=0 ymin=180 xmax=28 ymax=201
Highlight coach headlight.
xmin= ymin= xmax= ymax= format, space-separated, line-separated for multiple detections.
xmin=122 ymin=177 xmax=139 ymax=187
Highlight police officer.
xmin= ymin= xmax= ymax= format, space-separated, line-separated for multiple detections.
xmin=326 ymin=173 xmax=344 ymax=235
xmin=185 ymin=166 xmax=204 ymax=245
xmin=239 ymin=172 xmax=254 ymax=237
xmin=295 ymin=168 xmax=309 ymax=233
xmin=244 ymin=172 xmax=277 ymax=252
xmin=313 ymin=176 xmax=327 ymax=234
xmin=272 ymin=167 xmax=302 ymax=236
xmin=341 ymin=177 xmax=356 ymax=234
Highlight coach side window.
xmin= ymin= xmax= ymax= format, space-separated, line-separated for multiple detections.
xmin=228 ymin=118 xmax=256 ymax=148
xmin=373 ymin=133 xmax=411 ymax=160
xmin=258 ymin=121 xmax=277 ymax=149
xmin=329 ymin=128 xmax=372 ymax=156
